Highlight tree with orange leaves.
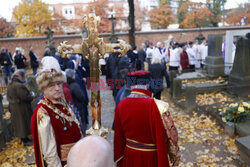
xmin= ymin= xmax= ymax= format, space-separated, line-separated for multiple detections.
xmin=85 ymin=0 xmax=111 ymax=33
xmin=148 ymin=4 xmax=175 ymax=29
xmin=226 ymin=3 xmax=250 ymax=26
xmin=178 ymin=2 xmax=214 ymax=28
xmin=0 ymin=17 xmax=15 ymax=38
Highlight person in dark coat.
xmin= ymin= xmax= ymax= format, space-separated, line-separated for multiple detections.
xmin=14 ymin=48 xmax=27 ymax=69
xmin=0 ymin=48 xmax=13 ymax=85
xmin=149 ymin=56 xmax=170 ymax=99
xmin=7 ymin=69 xmax=34 ymax=145
xmin=137 ymin=43 xmax=147 ymax=70
xmin=29 ymin=46 xmax=39 ymax=75
xmin=65 ymin=69 xmax=88 ymax=135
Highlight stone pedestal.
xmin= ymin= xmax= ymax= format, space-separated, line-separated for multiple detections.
xmin=185 ymin=86 xmax=196 ymax=114
xmin=205 ymin=34 xmax=225 ymax=77
xmin=173 ymin=79 xmax=182 ymax=100
xmin=169 ymin=71 xmax=177 ymax=96
xmin=224 ymin=121 xmax=235 ymax=138
xmin=235 ymin=136 xmax=250 ymax=165
xmin=228 ymin=37 xmax=250 ymax=97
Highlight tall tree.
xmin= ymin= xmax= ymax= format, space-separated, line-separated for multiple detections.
xmin=148 ymin=4 xmax=175 ymax=29
xmin=0 ymin=18 xmax=15 ymax=38
xmin=13 ymin=0 xmax=52 ymax=37
xmin=177 ymin=0 xmax=189 ymax=24
xmin=206 ymin=0 xmax=227 ymax=27
xmin=179 ymin=2 xmax=214 ymax=28
xmin=226 ymin=3 xmax=250 ymax=26
xmin=128 ymin=0 xmax=135 ymax=48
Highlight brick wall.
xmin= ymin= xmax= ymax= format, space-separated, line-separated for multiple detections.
xmin=0 ymin=26 xmax=249 ymax=61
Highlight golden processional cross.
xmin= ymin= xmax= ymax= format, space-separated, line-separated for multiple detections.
xmin=57 ymin=13 xmax=129 ymax=136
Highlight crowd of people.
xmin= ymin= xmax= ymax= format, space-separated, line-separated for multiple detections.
xmin=3 ymin=38 xmax=210 ymax=167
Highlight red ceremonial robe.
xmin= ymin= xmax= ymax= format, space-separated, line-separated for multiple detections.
xmin=114 ymin=88 xmax=170 ymax=167
xmin=31 ymin=97 xmax=81 ymax=167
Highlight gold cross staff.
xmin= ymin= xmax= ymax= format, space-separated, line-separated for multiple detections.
xmin=57 ymin=13 xmax=129 ymax=136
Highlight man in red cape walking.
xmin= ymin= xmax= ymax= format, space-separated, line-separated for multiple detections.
xmin=114 ymin=70 xmax=180 ymax=167
xmin=31 ymin=57 xmax=82 ymax=167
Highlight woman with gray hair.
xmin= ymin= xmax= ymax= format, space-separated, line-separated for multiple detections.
xmin=7 ymin=69 xmax=35 ymax=145
xmin=65 ymin=68 xmax=88 ymax=135
xmin=149 ymin=56 xmax=170 ymax=99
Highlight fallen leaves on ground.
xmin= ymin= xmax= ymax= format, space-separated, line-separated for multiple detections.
xmin=165 ymin=101 xmax=240 ymax=166
xmin=196 ymin=92 xmax=234 ymax=106
xmin=182 ymin=77 xmax=226 ymax=85
xmin=0 ymin=138 xmax=35 ymax=167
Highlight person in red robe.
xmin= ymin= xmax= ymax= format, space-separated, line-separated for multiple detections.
xmin=31 ymin=59 xmax=82 ymax=167
xmin=180 ymin=46 xmax=189 ymax=72
xmin=114 ymin=70 xmax=180 ymax=167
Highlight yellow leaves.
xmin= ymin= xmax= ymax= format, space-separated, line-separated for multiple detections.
xmin=196 ymin=92 xmax=233 ymax=106
xmin=13 ymin=0 xmax=52 ymax=37
xmin=223 ymin=137 xmax=239 ymax=156
xmin=0 ymin=138 xmax=34 ymax=166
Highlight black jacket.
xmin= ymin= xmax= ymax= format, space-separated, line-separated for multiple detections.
xmin=14 ymin=54 xmax=26 ymax=69
xmin=0 ymin=52 xmax=12 ymax=66
xmin=149 ymin=63 xmax=169 ymax=93
xmin=29 ymin=51 xmax=39 ymax=68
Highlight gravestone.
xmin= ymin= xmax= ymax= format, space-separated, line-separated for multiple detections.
xmin=44 ymin=26 xmax=56 ymax=56
xmin=173 ymin=79 xmax=181 ymax=100
xmin=205 ymin=34 xmax=225 ymax=77
xmin=228 ymin=37 xmax=250 ymax=97
xmin=169 ymin=71 xmax=177 ymax=95
xmin=185 ymin=86 xmax=196 ymax=115
xmin=235 ymin=135 xmax=250 ymax=165
xmin=225 ymin=30 xmax=250 ymax=74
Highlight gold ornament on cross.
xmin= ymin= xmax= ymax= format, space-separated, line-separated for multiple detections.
xmin=57 ymin=12 xmax=129 ymax=136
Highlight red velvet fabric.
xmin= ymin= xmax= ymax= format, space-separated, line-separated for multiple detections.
xmin=114 ymin=89 xmax=170 ymax=167
xmin=31 ymin=97 xmax=81 ymax=167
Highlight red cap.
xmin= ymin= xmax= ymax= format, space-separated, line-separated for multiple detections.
xmin=127 ymin=70 xmax=150 ymax=76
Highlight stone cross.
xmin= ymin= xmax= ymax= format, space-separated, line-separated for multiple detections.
xmin=44 ymin=26 xmax=56 ymax=56
xmin=58 ymin=13 xmax=129 ymax=136
xmin=108 ymin=14 xmax=118 ymax=43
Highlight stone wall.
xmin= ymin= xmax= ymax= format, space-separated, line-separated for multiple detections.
xmin=0 ymin=26 xmax=249 ymax=60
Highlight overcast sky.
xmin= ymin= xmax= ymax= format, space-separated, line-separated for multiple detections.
xmin=1 ymin=0 xmax=249 ymax=21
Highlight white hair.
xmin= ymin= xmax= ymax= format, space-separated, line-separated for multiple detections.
xmin=67 ymin=135 xmax=114 ymax=167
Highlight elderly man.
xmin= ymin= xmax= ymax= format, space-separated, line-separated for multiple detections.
xmin=31 ymin=58 xmax=82 ymax=167
xmin=114 ymin=70 xmax=180 ymax=167
xmin=66 ymin=135 xmax=114 ymax=167
xmin=7 ymin=69 xmax=34 ymax=146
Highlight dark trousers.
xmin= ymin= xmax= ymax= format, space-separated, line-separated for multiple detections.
xmin=189 ymin=65 xmax=195 ymax=72
xmin=32 ymin=66 xmax=38 ymax=75
xmin=169 ymin=66 xmax=178 ymax=71
xmin=3 ymin=65 xmax=12 ymax=85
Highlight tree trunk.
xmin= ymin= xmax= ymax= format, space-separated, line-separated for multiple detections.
xmin=128 ymin=0 xmax=135 ymax=48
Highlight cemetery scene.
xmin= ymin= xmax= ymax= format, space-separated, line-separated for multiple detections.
xmin=0 ymin=0 xmax=249 ymax=166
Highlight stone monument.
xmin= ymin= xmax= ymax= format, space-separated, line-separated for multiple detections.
xmin=227 ymin=36 xmax=250 ymax=96
xmin=44 ymin=26 xmax=56 ymax=56
xmin=109 ymin=14 xmax=118 ymax=43
xmin=205 ymin=34 xmax=225 ymax=77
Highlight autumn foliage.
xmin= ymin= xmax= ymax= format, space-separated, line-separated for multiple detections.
xmin=226 ymin=4 xmax=250 ymax=26
xmin=0 ymin=18 xmax=15 ymax=38
xmin=13 ymin=0 xmax=52 ymax=37
xmin=148 ymin=4 xmax=175 ymax=29
xmin=178 ymin=2 xmax=215 ymax=28
xmin=84 ymin=0 xmax=111 ymax=33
